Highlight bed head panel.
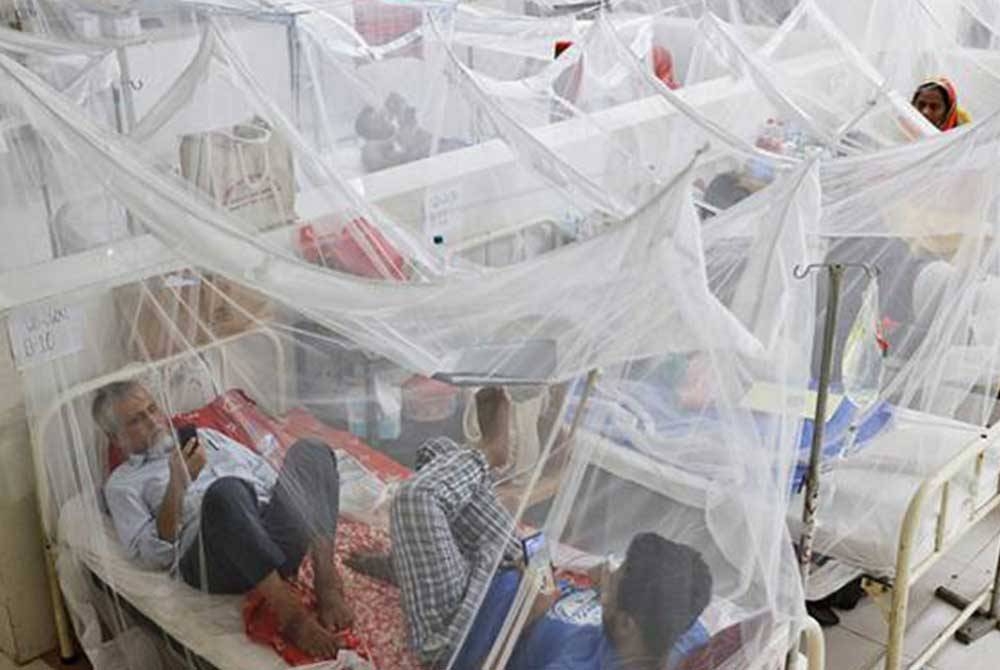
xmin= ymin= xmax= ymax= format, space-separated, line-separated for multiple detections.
xmin=32 ymin=329 xmax=286 ymax=538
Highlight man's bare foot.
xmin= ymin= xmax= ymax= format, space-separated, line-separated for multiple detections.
xmin=283 ymin=610 xmax=343 ymax=659
xmin=310 ymin=537 xmax=355 ymax=629
xmin=316 ymin=578 xmax=354 ymax=630
xmin=317 ymin=585 xmax=355 ymax=629
xmin=255 ymin=572 xmax=343 ymax=658
xmin=344 ymin=552 xmax=397 ymax=586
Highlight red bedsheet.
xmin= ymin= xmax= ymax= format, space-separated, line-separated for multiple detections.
xmin=158 ymin=390 xmax=749 ymax=669
xmin=244 ymin=519 xmax=419 ymax=669
xmin=162 ymin=390 xmax=414 ymax=667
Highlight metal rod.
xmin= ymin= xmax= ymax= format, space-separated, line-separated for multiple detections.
xmin=115 ymin=45 xmax=140 ymax=238
xmin=907 ymin=590 xmax=990 ymax=669
xmin=286 ymin=14 xmax=301 ymax=132
xmin=989 ymin=534 xmax=1000 ymax=617
xmin=799 ymin=264 xmax=844 ymax=583
xmin=114 ymin=46 xmax=137 ymax=132
xmin=935 ymin=482 xmax=950 ymax=552
xmin=482 ymin=369 xmax=600 ymax=670
xmin=566 ymin=369 xmax=600 ymax=444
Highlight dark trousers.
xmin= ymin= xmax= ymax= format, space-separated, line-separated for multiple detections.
xmin=179 ymin=438 xmax=340 ymax=594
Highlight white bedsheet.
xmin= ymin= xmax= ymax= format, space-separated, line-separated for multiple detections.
xmin=55 ymin=446 xmax=389 ymax=670
xmin=58 ymin=495 xmax=291 ymax=670
xmin=788 ymin=407 xmax=998 ymax=581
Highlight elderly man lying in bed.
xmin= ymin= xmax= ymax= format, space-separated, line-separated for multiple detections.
xmin=92 ymin=380 xmax=352 ymax=657
xmin=350 ymin=387 xmax=713 ymax=670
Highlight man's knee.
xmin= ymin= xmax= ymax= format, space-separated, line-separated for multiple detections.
xmin=201 ymin=477 xmax=256 ymax=521
xmin=392 ymin=479 xmax=438 ymax=519
xmin=285 ymin=438 xmax=337 ymax=474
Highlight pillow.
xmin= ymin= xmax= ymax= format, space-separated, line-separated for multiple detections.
xmin=105 ymin=389 xmax=290 ymax=476
xmin=172 ymin=388 xmax=293 ymax=453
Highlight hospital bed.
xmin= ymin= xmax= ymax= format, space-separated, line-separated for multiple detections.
xmin=790 ymin=407 xmax=1000 ymax=670
xmin=537 ymin=388 xmax=824 ymax=669
xmin=576 ymin=377 xmax=1000 ymax=670
xmin=29 ymin=329 xmax=818 ymax=670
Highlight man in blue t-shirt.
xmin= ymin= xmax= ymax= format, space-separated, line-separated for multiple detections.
xmin=347 ymin=389 xmax=713 ymax=670
xmin=452 ymin=533 xmax=713 ymax=670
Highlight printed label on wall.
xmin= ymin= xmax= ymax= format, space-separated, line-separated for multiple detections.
xmin=7 ymin=301 xmax=86 ymax=370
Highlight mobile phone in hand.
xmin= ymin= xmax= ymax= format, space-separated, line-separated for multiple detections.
xmin=176 ymin=424 xmax=198 ymax=454
xmin=522 ymin=532 xmax=545 ymax=566
xmin=522 ymin=532 xmax=558 ymax=594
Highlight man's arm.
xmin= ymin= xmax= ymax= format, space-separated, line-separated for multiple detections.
xmin=156 ymin=473 xmax=186 ymax=543
xmin=158 ymin=439 xmax=203 ymax=542
xmin=524 ymin=585 xmax=561 ymax=629
xmin=105 ymin=480 xmax=179 ymax=571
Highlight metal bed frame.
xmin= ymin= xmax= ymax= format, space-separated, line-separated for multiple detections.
xmin=880 ymin=427 xmax=1000 ymax=670
xmin=30 ymin=327 xmax=286 ymax=665
xmin=558 ymin=427 xmax=826 ymax=670
xmin=799 ymin=263 xmax=1000 ymax=670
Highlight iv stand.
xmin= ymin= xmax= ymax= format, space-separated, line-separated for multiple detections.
xmin=793 ymin=262 xmax=878 ymax=586
xmin=782 ymin=262 xmax=876 ymax=670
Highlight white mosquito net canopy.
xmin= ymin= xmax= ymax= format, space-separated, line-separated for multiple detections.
xmin=0 ymin=21 xmax=128 ymax=269
xmin=808 ymin=0 xmax=1000 ymax=126
xmin=0 ymin=3 xmax=812 ymax=670
xmin=778 ymin=109 xmax=1000 ymax=601
xmin=685 ymin=5 xmax=943 ymax=155
xmin=457 ymin=11 xmax=811 ymax=224
xmin=960 ymin=0 xmax=1000 ymax=48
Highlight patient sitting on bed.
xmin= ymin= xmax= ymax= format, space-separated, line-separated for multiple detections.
xmin=93 ymin=381 xmax=352 ymax=658
xmin=349 ymin=387 xmax=713 ymax=669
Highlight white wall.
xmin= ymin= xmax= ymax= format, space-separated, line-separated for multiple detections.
xmin=0 ymin=287 xmax=128 ymax=663
xmin=0 ymin=319 xmax=55 ymax=663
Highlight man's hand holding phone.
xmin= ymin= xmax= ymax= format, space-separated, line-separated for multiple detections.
xmin=170 ymin=425 xmax=206 ymax=486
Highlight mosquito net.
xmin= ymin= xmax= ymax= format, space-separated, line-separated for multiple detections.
xmin=960 ymin=0 xmax=1000 ymax=48
xmin=686 ymin=4 xmax=938 ymax=155
xmin=1 ymin=3 xmax=814 ymax=670
xmin=781 ymin=112 xmax=1000 ymax=602
xmin=457 ymin=12 xmax=808 ymax=224
xmin=811 ymin=0 xmax=1000 ymax=125
xmin=0 ymin=23 xmax=127 ymax=270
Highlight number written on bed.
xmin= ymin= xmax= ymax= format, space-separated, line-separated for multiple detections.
xmin=8 ymin=302 xmax=86 ymax=370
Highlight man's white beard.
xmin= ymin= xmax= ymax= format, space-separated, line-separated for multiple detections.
xmin=148 ymin=430 xmax=174 ymax=456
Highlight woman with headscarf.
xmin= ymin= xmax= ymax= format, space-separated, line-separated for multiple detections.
xmin=912 ymin=77 xmax=971 ymax=131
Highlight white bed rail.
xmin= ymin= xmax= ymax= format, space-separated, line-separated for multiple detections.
xmin=802 ymin=616 xmax=826 ymax=670
xmin=878 ymin=426 xmax=1000 ymax=670
xmin=27 ymin=326 xmax=285 ymax=662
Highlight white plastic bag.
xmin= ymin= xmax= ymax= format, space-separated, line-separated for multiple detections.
xmin=841 ymin=276 xmax=885 ymax=414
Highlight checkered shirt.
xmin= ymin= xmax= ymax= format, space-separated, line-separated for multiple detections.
xmin=390 ymin=437 xmax=521 ymax=667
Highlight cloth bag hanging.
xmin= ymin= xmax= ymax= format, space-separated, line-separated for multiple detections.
xmin=180 ymin=117 xmax=295 ymax=233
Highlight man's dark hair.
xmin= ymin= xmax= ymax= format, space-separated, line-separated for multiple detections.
xmin=704 ymin=172 xmax=752 ymax=213
xmin=618 ymin=533 xmax=713 ymax=661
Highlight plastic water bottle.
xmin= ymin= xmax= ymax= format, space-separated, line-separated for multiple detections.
xmin=257 ymin=433 xmax=280 ymax=461
xmin=346 ymin=387 xmax=368 ymax=439
xmin=755 ymin=119 xmax=782 ymax=153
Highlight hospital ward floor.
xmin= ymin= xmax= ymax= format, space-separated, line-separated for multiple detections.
xmin=0 ymin=651 xmax=89 ymax=670
xmin=825 ymin=507 xmax=1000 ymax=669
